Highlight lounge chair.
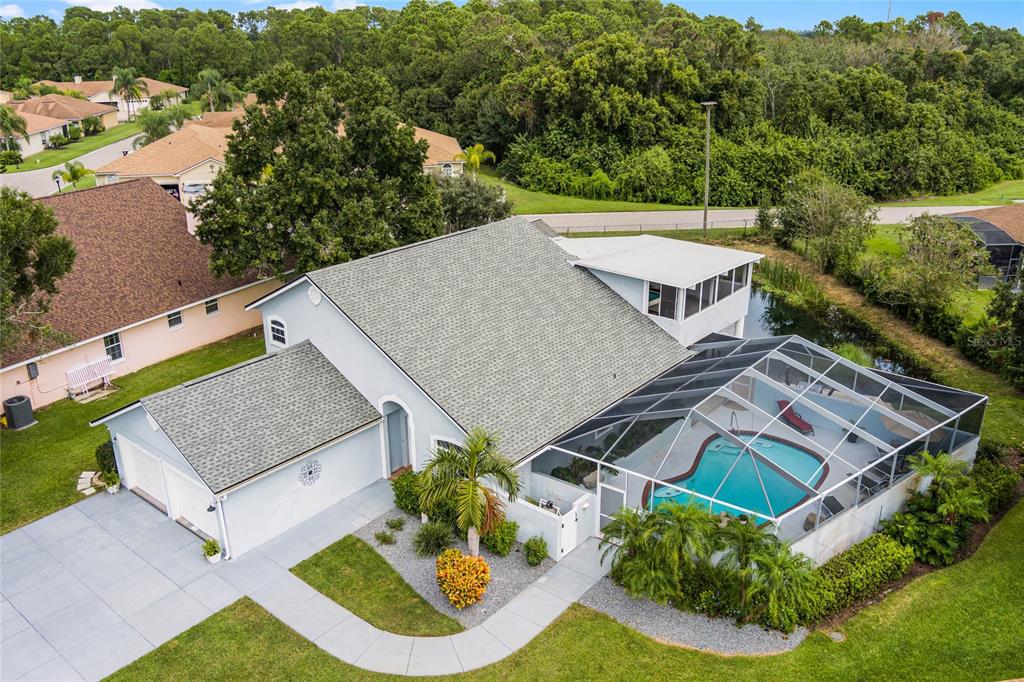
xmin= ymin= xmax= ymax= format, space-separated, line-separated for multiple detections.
xmin=820 ymin=495 xmax=844 ymax=518
xmin=776 ymin=400 xmax=814 ymax=435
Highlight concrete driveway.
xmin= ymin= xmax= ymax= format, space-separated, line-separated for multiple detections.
xmin=0 ymin=134 xmax=141 ymax=198
xmin=531 ymin=205 xmax=996 ymax=233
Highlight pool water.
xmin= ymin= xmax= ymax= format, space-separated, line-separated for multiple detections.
xmin=652 ymin=434 xmax=823 ymax=520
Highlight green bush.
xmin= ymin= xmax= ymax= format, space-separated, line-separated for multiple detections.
xmin=391 ymin=470 xmax=420 ymax=515
xmin=202 ymin=538 xmax=220 ymax=558
xmin=386 ymin=517 xmax=406 ymax=531
xmin=970 ymin=459 xmax=1020 ymax=515
xmin=881 ymin=504 xmax=965 ymax=567
xmin=47 ymin=134 xmax=69 ymax=149
xmin=95 ymin=440 xmax=116 ymax=473
xmin=481 ymin=519 xmax=518 ymax=557
xmin=413 ymin=521 xmax=453 ymax=557
xmin=67 ymin=125 xmax=83 ymax=141
xmin=524 ymin=536 xmax=547 ymax=566
xmin=425 ymin=496 xmax=460 ymax=532
xmin=374 ymin=530 xmax=395 ymax=545
xmin=0 ymin=149 xmax=23 ymax=166
xmin=817 ymin=534 xmax=915 ymax=615
xmin=82 ymin=116 xmax=104 ymax=135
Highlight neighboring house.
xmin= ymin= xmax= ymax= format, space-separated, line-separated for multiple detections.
xmin=92 ymin=217 xmax=985 ymax=564
xmin=10 ymin=94 xmax=119 ymax=132
xmin=2 ymin=109 xmax=66 ymax=156
xmin=414 ymin=127 xmax=464 ymax=176
xmin=1 ymin=179 xmax=279 ymax=410
xmin=94 ymin=122 xmax=230 ymax=203
xmin=36 ymin=75 xmax=188 ymax=122
xmin=952 ymin=205 xmax=1024 ymax=287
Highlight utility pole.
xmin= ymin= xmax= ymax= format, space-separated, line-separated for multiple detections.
xmin=701 ymin=101 xmax=717 ymax=238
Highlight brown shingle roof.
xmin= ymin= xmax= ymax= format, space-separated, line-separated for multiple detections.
xmin=953 ymin=205 xmax=1024 ymax=245
xmin=7 ymin=108 xmax=66 ymax=135
xmin=2 ymin=179 xmax=260 ymax=367
xmin=11 ymin=94 xmax=116 ymax=121
xmin=37 ymin=77 xmax=187 ymax=99
xmin=413 ymin=127 xmax=462 ymax=165
xmin=95 ymin=123 xmax=230 ymax=177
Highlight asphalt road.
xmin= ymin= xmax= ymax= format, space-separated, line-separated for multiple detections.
xmin=0 ymin=133 xmax=141 ymax=198
xmin=528 ymin=205 xmax=996 ymax=233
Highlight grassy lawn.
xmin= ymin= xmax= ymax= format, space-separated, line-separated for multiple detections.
xmin=108 ymin=498 xmax=1024 ymax=681
xmin=0 ymin=333 xmax=264 ymax=534
xmin=57 ymin=174 xmax=98 ymax=193
xmin=291 ymin=535 xmax=462 ymax=637
xmin=882 ymin=178 xmax=1024 ymax=206
xmin=3 ymin=123 xmax=141 ymax=173
xmin=477 ymin=167 xmax=700 ymax=215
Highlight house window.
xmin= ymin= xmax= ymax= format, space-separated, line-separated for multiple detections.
xmin=442 ymin=163 xmax=453 ymax=176
xmin=167 ymin=311 xmax=183 ymax=329
xmin=205 ymin=298 xmax=219 ymax=315
xmin=269 ymin=317 xmax=287 ymax=346
xmin=647 ymin=282 xmax=679 ymax=319
xmin=433 ymin=438 xmax=464 ymax=454
xmin=103 ymin=332 xmax=123 ymax=361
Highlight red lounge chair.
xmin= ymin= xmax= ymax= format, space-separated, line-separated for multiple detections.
xmin=777 ymin=400 xmax=814 ymax=435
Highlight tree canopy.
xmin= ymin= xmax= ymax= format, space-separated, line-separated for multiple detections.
xmin=2 ymin=3 xmax=1022 ymax=205
xmin=193 ymin=64 xmax=443 ymax=278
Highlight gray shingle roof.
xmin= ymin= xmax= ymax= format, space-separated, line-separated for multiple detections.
xmin=307 ymin=217 xmax=691 ymax=462
xmin=141 ymin=340 xmax=380 ymax=492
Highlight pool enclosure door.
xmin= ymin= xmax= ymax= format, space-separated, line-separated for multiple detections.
xmin=598 ymin=480 xmax=625 ymax=532
xmin=384 ymin=405 xmax=410 ymax=474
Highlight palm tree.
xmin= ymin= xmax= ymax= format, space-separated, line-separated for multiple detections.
xmin=11 ymin=76 xmax=39 ymax=100
xmin=192 ymin=68 xmax=236 ymax=113
xmin=747 ymin=541 xmax=818 ymax=629
xmin=716 ymin=516 xmax=776 ymax=612
xmin=418 ymin=427 xmax=520 ymax=556
xmin=112 ymin=67 xmax=148 ymax=122
xmin=455 ymin=143 xmax=496 ymax=179
xmin=654 ymin=501 xmax=715 ymax=575
xmin=1 ymin=105 xmax=28 ymax=152
xmin=910 ymin=451 xmax=968 ymax=489
xmin=164 ymin=103 xmax=192 ymax=130
xmin=51 ymin=161 xmax=94 ymax=190
xmin=598 ymin=506 xmax=674 ymax=601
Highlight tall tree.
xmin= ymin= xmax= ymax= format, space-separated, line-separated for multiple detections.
xmin=454 ymin=143 xmax=496 ymax=179
xmin=1 ymin=106 xmax=28 ymax=152
xmin=194 ymin=64 xmax=444 ymax=278
xmin=133 ymin=109 xmax=172 ymax=148
xmin=434 ymin=175 xmax=512 ymax=233
xmin=112 ymin=67 xmax=148 ymax=122
xmin=418 ymin=427 xmax=521 ymax=557
xmin=0 ymin=187 xmax=76 ymax=353
xmin=191 ymin=68 xmax=238 ymax=113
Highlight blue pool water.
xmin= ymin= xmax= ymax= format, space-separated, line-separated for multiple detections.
xmin=652 ymin=434 xmax=823 ymax=519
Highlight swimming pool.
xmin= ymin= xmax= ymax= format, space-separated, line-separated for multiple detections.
xmin=650 ymin=433 xmax=826 ymax=520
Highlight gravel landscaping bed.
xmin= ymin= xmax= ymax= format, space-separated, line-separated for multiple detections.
xmin=579 ymin=577 xmax=809 ymax=655
xmin=354 ymin=509 xmax=554 ymax=628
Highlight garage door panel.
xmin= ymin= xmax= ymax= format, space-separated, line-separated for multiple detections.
xmin=120 ymin=438 xmax=167 ymax=505
xmin=165 ymin=467 xmax=219 ymax=538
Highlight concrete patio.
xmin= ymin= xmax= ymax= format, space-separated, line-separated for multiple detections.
xmin=1 ymin=477 xmax=608 ymax=679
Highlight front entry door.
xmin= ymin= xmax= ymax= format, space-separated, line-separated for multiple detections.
xmin=386 ymin=407 xmax=409 ymax=473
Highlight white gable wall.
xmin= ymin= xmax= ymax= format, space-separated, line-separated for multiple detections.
xmin=256 ymin=282 xmax=466 ymax=471
xmin=106 ymin=406 xmax=205 ymax=488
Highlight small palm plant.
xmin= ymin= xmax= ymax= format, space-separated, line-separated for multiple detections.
xmin=598 ymin=506 xmax=673 ymax=601
xmin=716 ymin=515 xmax=776 ymax=613
xmin=52 ymin=161 xmax=94 ymax=190
xmin=909 ymin=451 xmax=988 ymax=525
xmin=455 ymin=143 xmax=496 ymax=179
xmin=654 ymin=501 xmax=716 ymax=576
xmin=747 ymin=540 xmax=818 ymax=630
xmin=417 ymin=427 xmax=520 ymax=556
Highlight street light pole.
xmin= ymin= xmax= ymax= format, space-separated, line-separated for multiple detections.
xmin=701 ymin=101 xmax=717 ymax=238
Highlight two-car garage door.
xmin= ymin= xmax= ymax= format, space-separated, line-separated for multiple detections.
xmin=118 ymin=436 xmax=219 ymax=538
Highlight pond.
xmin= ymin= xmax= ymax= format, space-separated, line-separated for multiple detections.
xmin=742 ymin=287 xmax=931 ymax=379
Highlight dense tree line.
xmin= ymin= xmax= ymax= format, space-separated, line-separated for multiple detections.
xmin=3 ymin=1 xmax=1022 ymax=204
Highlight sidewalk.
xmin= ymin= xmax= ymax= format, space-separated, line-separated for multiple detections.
xmin=0 ymin=134 xmax=140 ymax=198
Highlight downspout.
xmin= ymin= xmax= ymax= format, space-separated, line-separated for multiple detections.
xmin=215 ymin=493 xmax=232 ymax=560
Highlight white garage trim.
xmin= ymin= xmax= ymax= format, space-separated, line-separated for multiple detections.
xmin=164 ymin=465 xmax=219 ymax=538
xmin=118 ymin=434 xmax=170 ymax=510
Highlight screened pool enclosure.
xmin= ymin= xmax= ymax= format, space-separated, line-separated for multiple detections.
xmin=526 ymin=335 xmax=987 ymax=545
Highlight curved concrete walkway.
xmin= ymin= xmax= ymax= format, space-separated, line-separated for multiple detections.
xmin=0 ymin=133 xmax=141 ymax=198
xmin=247 ymin=538 xmax=609 ymax=676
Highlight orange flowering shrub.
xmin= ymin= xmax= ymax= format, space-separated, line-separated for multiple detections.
xmin=436 ymin=548 xmax=491 ymax=609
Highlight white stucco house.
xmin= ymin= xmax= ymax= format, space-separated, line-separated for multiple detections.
xmin=92 ymin=218 xmax=985 ymax=564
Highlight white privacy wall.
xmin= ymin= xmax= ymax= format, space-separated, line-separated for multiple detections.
xmin=256 ymin=281 xmax=465 ymax=471
xmin=221 ymin=425 xmax=382 ymax=557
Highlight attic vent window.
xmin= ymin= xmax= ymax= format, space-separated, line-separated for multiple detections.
xmin=269 ymin=317 xmax=287 ymax=347
xmin=307 ymin=285 xmax=322 ymax=306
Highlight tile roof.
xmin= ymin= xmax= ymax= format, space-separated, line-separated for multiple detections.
xmin=306 ymin=217 xmax=692 ymax=462
xmin=10 ymin=94 xmax=116 ymax=121
xmin=95 ymin=123 xmax=230 ymax=176
xmin=2 ymin=179 xmax=261 ymax=367
xmin=953 ymin=205 xmax=1024 ymax=245
xmin=141 ymin=340 xmax=380 ymax=493
xmin=37 ymin=77 xmax=187 ymax=99
xmin=9 ymin=109 xmax=66 ymax=134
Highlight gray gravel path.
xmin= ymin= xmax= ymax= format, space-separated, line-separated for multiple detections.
xmin=354 ymin=510 xmax=554 ymax=629
xmin=579 ymin=576 xmax=808 ymax=655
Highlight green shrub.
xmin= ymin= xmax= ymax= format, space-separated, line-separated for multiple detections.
xmin=82 ymin=116 xmax=104 ymax=135
xmin=970 ymin=459 xmax=1020 ymax=515
xmin=425 ymin=496 xmax=460 ymax=532
xmin=374 ymin=530 xmax=395 ymax=546
xmin=817 ymin=534 xmax=915 ymax=615
xmin=413 ymin=521 xmax=453 ymax=557
xmin=67 ymin=125 xmax=83 ymax=141
xmin=481 ymin=520 xmax=518 ymax=557
xmin=47 ymin=134 xmax=69 ymax=149
xmin=386 ymin=517 xmax=406 ymax=531
xmin=95 ymin=440 xmax=116 ymax=473
xmin=202 ymin=538 xmax=220 ymax=558
xmin=881 ymin=508 xmax=964 ymax=566
xmin=524 ymin=536 xmax=547 ymax=566
xmin=391 ymin=470 xmax=420 ymax=515
xmin=0 ymin=149 xmax=23 ymax=166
